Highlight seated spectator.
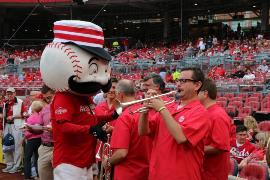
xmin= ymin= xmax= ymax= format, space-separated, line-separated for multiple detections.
xmin=257 ymin=60 xmax=268 ymax=73
xmin=229 ymin=65 xmax=246 ymax=78
xmin=230 ymin=125 xmax=256 ymax=164
xmin=186 ymin=42 xmax=194 ymax=57
xmin=165 ymin=71 xmax=173 ymax=83
xmin=243 ymin=116 xmax=259 ymax=143
xmin=242 ymin=69 xmax=255 ymax=81
xmin=238 ymin=132 xmax=270 ymax=170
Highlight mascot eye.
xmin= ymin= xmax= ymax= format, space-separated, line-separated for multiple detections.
xmin=89 ymin=63 xmax=98 ymax=75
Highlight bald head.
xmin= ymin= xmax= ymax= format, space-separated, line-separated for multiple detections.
xmin=116 ymin=79 xmax=135 ymax=97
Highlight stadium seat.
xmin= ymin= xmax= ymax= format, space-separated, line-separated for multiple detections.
xmin=229 ymin=101 xmax=243 ymax=109
xmin=258 ymin=121 xmax=270 ymax=132
xmin=225 ymin=106 xmax=237 ymax=114
xmin=246 ymin=97 xmax=259 ymax=103
xmin=224 ymin=93 xmax=234 ymax=99
xmin=246 ymin=101 xmax=260 ymax=111
xmin=239 ymin=162 xmax=268 ymax=180
xmin=238 ymin=93 xmax=249 ymax=99
xmin=216 ymin=100 xmax=227 ymax=108
xmin=260 ymin=107 xmax=270 ymax=113
xmin=250 ymin=93 xmax=263 ymax=100
xmin=231 ymin=97 xmax=243 ymax=102
xmin=217 ymin=97 xmax=227 ymax=102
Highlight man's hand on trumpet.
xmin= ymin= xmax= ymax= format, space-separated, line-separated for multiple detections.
xmin=102 ymin=123 xmax=114 ymax=134
xmin=144 ymin=89 xmax=166 ymax=112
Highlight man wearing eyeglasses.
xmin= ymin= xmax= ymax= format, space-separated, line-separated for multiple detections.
xmin=139 ymin=67 xmax=210 ymax=180
xmin=198 ymin=78 xmax=231 ymax=180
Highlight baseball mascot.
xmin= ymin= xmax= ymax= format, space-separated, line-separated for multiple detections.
xmin=40 ymin=20 xmax=118 ymax=180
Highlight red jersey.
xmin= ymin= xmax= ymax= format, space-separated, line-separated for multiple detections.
xmin=51 ymin=92 xmax=112 ymax=168
xmin=149 ymin=100 xmax=210 ymax=180
xmin=111 ymin=104 xmax=152 ymax=180
xmin=202 ymin=104 xmax=231 ymax=180
xmin=230 ymin=139 xmax=256 ymax=164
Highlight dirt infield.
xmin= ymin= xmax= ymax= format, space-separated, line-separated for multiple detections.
xmin=0 ymin=164 xmax=23 ymax=180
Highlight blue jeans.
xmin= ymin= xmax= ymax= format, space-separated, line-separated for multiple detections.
xmin=24 ymin=138 xmax=41 ymax=179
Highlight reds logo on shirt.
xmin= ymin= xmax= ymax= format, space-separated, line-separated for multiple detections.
xmin=230 ymin=147 xmax=250 ymax=159
xmin=80 ymin=105 xmax=95 ymax=115
xmin=55 ymin=107 xmax=68 ymax=115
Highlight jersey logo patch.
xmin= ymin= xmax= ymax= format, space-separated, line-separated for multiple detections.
xmin=55 ymin=107 xmax=68 ymax=115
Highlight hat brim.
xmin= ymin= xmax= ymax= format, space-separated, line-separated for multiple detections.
xmin=63 ymin=42 xmax=111 ymax=61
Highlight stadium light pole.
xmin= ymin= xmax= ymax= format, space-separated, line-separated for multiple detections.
xmin=180 ymin=0 xmax=183 ymax=43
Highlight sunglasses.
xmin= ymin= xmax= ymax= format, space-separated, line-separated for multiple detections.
xmin=176 ymin=79 xmax=198 ymax=84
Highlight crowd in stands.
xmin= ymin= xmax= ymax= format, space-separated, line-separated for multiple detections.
xmin=112 ymin=37 xmax=270 ymax=65
xmin=0 ymin=48 xmax=42 ymax=66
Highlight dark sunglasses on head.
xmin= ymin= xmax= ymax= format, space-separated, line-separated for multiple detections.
xmin=176 ymin=79 xmax=198 ymax=83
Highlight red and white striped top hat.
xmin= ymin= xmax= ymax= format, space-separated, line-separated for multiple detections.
xmin=53 ymin=20 xmax=111 ymax=61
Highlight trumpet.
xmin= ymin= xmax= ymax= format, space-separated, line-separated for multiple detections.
xmin=114 ymin=91 xmax=177 ymax=114
xmin=99 ymin=135 xmax=112 ymax=180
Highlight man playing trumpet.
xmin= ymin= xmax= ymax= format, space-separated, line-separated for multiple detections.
xmin=139 ymin=67 xmax=210 ymax=180
xmin=102 ymin=80 xmax=152 ymax=180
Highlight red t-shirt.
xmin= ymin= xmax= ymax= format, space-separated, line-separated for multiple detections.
xmin=51 ymin=92 xmax=100 ymax=168
xmin=230 ymin=139 xmax=256 ymax=164
xmin=111 ymin=104 xmax=152 ymax=180
xmin=149 ymin=100 xmax=210 ymax=180
xmin=202 ymin=104 xmax=231 ymax=180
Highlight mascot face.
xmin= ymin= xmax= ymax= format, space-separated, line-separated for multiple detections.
xmin=40 ymin=42 xmax=111 ymax=96
xmin=40 ymin=20 xmax=112 ymax=96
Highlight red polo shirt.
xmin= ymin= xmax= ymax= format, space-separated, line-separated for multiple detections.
xmin=95 ymin=101 xmax=116 ymax=126
xmin=94 ymin=101 xmax=116 ymax=161
xmin=111 ymin=103 xmax=152 ymax=180
xmin=202 ymin=104 xmax=231 ymax=180
xmin=149 ymin=100 xmax=210 ymax=180
xmin=51 ymin=92 xmax=100 ymax=168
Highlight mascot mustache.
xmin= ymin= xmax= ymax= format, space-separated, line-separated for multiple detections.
xmin=68 ymin=75 xmax=112 ymax=95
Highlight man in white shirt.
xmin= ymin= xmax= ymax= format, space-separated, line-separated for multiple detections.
xmin=242 ymin=70 xmax=255 ymax=81
xmin=257 ymin=60 xmax=268 ymax=73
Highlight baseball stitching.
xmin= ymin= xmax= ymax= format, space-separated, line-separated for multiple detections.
xmin=46 ymin=42 xmax=83 ymax=79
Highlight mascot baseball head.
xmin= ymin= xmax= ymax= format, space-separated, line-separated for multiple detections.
xmin=40 ymin=20 xmax=112 ymax=95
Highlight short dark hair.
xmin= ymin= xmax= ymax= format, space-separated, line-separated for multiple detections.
xmin=143 ymin=73 xmax=165 ymax=92
xmin=41 ymin=85 xmax=53 ymax=94
xmin=181 ymin=67 xmax=205 ymax=92
xmin=111 ymin=77 xmax=118 ymax=83
xmin=236 ymin=125 xmax=247 ymax=133
xmin=200 ymin=78 xmax=217 ymax=100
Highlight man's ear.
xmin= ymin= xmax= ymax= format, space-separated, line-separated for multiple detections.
xmin=195 ymin=81 xmax=202 ymax=92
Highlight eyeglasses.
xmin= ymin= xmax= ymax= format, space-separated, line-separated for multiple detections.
xmin=176 ymin=79 xmax=198 ymax=84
